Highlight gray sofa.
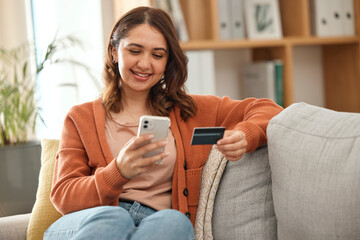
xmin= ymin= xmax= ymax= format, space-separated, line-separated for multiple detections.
xmin=1 ymin=102 xmax=359 ymax=240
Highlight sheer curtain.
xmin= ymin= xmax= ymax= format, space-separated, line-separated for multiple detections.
xmin=31 ymin=0 xmax=106 ymax=139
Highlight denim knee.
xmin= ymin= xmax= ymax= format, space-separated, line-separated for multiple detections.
xmin=86 ymin=206 xmax=130 ymax=221
xmin=44 ymin=206 xmax=135 ymax=240
xmin=156 ymin=209 xmax=193 ymax=229
xmin=139 ymin=209 xmax=194 ymax=239
xmin=83 ymin=206 xmax=135 ymax=229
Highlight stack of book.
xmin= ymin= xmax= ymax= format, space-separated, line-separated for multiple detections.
xmin=241 ymin=60 xmax=283 ymax=107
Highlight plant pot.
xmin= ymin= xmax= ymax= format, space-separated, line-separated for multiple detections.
xmin=0 ymin=141 xmax=41 ymax=217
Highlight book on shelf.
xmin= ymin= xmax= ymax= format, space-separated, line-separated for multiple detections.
xmin=241 ymin=60 xmax=283 ymax=107
xmin=274 ymin=60 xmax=283 ymax=107
xmin=153 ymin=0 xmax=189 ymax=42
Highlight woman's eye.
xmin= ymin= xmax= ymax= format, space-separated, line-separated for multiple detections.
xmin=129 ymin=49 xmax=140 ymax=54
xmin=153 ymin=54 xmax=163 ymax=59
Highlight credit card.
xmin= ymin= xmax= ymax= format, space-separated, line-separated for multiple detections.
xmin=190 ymin=127 xmax=226 ymax=145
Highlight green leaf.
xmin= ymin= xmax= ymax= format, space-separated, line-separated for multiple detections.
xmin=22 ymin=62 xmax=28 ymax=79
xmin=1 ymin=34 xmax=98 ymax=146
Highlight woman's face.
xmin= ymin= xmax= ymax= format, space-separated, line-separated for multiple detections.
xmin=114 ymin=24 xmax=169 ymax=96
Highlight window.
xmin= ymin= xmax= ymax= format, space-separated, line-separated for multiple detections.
xmin=31 ymin=0 xmax=104 ymax=139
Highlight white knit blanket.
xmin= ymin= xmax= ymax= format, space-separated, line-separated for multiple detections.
xmin=194 ymin=148 xmax=228 ymax=240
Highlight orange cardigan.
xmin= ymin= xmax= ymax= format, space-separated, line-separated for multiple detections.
xmin=51 ymin=95 xmax=283 ymax=225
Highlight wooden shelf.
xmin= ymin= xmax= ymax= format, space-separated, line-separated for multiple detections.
xmin=118 ymin=0 xmax=360 ymax=112
xmin=288 ymin=36 xmax=360 ymax=46
xmin=181 ymin=37 xmax=360 ymax=50
xmin=178 ymin=0 xmax=360 ymax=112
xmin=180 ymin=39 xmax=287 ymax=50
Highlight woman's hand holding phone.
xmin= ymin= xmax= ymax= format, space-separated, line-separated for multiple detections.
xmin=115 ymin=116 xmax=170 ymax=180
xmin=115 ymin=134 xmax=169 ymax=180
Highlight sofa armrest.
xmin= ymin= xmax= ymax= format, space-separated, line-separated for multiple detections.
xmin=267 ymin=102 xmax=360 ymax=239
xmin=0 ymin=213 xmax=30 ymax=240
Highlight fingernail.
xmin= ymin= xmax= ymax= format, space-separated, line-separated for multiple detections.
xmin=161 ymin=141 xmax=167 ymax=146
xmin=213 ymin=145 xmax=218 ymax=149
xmin=148 ymin=134 xmax=154 ymax=139
xmin=155 ymin=159 xmax=163 ymax=165
xmin=164 ymin=152 xmax=170 ymax=157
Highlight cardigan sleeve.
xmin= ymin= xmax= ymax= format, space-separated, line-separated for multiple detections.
xmin=215 ymin=97 xmax=283 ymax=152
xmin=50 ymin=106 xmax=129 ymax=215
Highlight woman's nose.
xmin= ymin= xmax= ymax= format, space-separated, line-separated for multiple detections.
xmin=137 ymin=54 xmax=151 ymax=70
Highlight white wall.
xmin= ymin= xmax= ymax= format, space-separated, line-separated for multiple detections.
xmin=214 ymin=49 xmax=251 ymax=100
xmin=293 ymin=46 xmax=325 ymax=107
xmin=0 ymin=0 xmax=32 ymax=48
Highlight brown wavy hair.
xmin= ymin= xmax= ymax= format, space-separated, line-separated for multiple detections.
xmin=102 ymin=6 xmax=196 ymax=120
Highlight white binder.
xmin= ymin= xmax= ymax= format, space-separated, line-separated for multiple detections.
xmin=310 ymin=0 xmax=332 ymax=37
xmin=217 ymin=0 xmax=232 ymax=40
xmin=342 ymin=0 xmax=355 ymax=36
xmin=229 ymin=0 xmax=245 ymax=39
xmin=329 ymin=0 xmax=343 ymax=36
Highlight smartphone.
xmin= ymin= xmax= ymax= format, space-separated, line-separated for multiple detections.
xmin=137 ymin=115 xmax=170 ymax=160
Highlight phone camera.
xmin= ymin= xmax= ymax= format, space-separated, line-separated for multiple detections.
xmin=144 ymin=125 xmax=148 ymax=129
xmin=144 ymin=120 xmax=149 ymax=124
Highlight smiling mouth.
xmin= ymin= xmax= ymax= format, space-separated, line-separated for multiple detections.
xmin=131 ymin=70 xmax=152 ymax=77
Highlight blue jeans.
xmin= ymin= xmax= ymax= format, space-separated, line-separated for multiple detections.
xmin=43 ymin=201 xmax=194 ymax=240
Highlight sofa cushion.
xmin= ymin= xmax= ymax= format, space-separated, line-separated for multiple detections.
xmin=267 ymin=102 xmax=360 ymax=240
xmin=0 ymin=213 xmax=30 ymax=240
xmin=26 ymin=139 xmax=62 ymax=240
xmin=212 ymin=145 xmax=277 ymax=240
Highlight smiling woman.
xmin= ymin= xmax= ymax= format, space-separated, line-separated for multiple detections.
xmin=113 ymin=24 xmax=169 ymax=95
xmin=43 ymin=6 xmax=283 ymax=240
xmin=102 ymin=7 xmax=196 ymax=120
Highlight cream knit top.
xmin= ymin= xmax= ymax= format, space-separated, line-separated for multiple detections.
xmin=105 ymin=113 xmax=176 ymax=210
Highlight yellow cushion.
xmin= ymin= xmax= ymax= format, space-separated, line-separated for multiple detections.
xmin=26 ymin=139 xmax=62 ymax=240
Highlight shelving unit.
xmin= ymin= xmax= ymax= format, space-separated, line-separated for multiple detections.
xmin=179 ymin=0 xmax=360 ymax=112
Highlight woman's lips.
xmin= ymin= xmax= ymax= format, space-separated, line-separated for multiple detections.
xmin=131 ymin=70 xmax=152 ymax=81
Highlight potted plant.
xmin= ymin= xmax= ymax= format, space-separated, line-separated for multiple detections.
xmin=0 ymin=36 xmax=96 ymax=217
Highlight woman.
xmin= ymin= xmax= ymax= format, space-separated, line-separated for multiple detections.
xmin=44 ymin=6 xmax=283 ymax=240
